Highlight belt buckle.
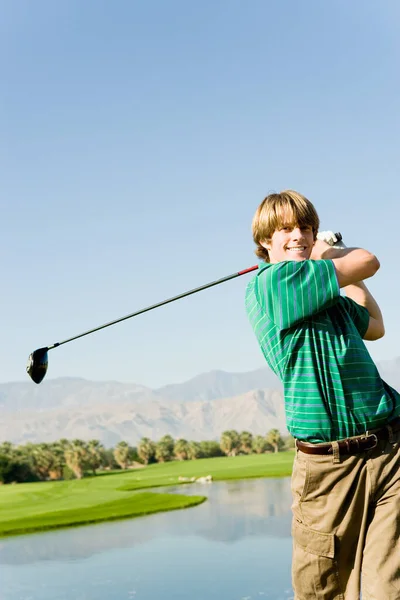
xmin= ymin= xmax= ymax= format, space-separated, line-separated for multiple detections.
xmin=346 ymin=433 xmax=378 ymax=454
xmin=365 ymin=433 xmax=378 ymax=450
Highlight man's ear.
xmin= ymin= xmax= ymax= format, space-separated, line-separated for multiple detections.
xmin=260 ymin=240 xmax=271 ymax=251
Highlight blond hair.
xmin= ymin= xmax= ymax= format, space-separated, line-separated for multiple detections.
xmin=252 ymin=190 xmax=320 ymax=262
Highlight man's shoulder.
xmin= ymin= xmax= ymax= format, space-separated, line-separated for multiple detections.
xmin=246 ymin=260 xmax=316 ymax=290
xmin=245 ymin=259 xmax=337 ymax=298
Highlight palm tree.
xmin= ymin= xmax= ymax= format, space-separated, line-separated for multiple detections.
xmin=114 ymin=441 xmax=130 ymax=470
xmin=137 ymin=437 xmax=156 ymax=465
xmin=64 ymin=439 xmax=89 ymax=479
xmin=155 ymin=435 xmax=174 ymax=463
xmin=187 ymin=441 xmax=202 ymax=460
xmin=174 ymin=439 xmax=190 ymax=461
xmin=252 ymin=435 xmax=268 ymax=454
xmin=58 ymin=438 xmax=70 ymax=452
xmin=220 ymin=430 xmax=240 ymax=456
xmin=87 ymin=440 xmax=105 ymax=474
xmin=266 ymin=429 xmax=283 ymax=453
xmin=48 ymin=442 xmax=66 ymax=479
xmin=239 ymin=431 xmax=253 ymax=454
xmin=30 ymin=443 xmax=57 ymax=480
xmin=199 ymin=440 xmax=223 ymax=458
xmin=0 ymin=441 xmax=15 ymax=457
xmin=155 ymin=441 xmax=170 ymax=462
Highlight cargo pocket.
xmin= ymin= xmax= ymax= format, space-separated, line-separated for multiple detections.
xmin=291 ymin=453 xmax=311 ymax=522
xmin=292 ymin=520 xmax=343 ymax=600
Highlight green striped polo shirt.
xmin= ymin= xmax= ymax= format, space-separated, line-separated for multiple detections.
xmin=245 ymin=259 xmax=400 ymax=442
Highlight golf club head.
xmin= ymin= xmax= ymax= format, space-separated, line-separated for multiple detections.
xmin=27 ymin=347 xmax=49 ymax=384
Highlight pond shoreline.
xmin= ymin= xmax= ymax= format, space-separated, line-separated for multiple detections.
xmin=0 ymin=452 xmax=294 ymax=537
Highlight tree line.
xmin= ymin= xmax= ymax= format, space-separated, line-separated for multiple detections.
xmin=0 ymin=429 xmax=294 ymax=484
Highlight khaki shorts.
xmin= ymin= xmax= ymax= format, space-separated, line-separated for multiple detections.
xmin=291 ymin=432 xmax=400 ymax=599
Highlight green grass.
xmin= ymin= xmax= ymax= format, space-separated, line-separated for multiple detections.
xmin=118 ymin=451 xmax=294 ymax=490
xmin=0 ymin=452 xmax=294 ymax=537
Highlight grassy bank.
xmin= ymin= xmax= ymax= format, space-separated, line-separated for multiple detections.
xmin=0 ymin=452 xmax=294 ymax=538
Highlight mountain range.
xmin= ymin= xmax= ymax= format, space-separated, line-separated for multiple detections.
xmin=1 ymin=357 xmax=399 ymax=447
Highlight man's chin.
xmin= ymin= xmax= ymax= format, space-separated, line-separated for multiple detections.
xmin=285 ymin=252 xmax=309 ymax=262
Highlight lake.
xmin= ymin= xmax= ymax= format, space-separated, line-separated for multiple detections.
xmin=0 ymin=477 xmax=294 ymax=600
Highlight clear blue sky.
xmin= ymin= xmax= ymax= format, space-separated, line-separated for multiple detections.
xmin=2 ymin=0 xmax=399 ymax=387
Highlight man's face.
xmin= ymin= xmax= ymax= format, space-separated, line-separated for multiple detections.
xmin=262 ymin=223 xmax=315 ymax=264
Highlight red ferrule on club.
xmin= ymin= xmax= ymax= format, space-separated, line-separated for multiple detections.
xmin=238 ymin=266 xmax=258 ymax=276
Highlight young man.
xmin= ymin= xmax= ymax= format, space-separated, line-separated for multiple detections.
xmin=245 ymin=190 xmax=400 ymax=600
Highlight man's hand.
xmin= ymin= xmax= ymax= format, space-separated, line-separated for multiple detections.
xmin=317 ymin=231 xmax=347 ymax=249
xmin=312 ymin=231 xmax=348 ymax=260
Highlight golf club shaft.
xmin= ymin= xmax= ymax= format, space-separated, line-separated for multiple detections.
xmin=48 ymin=265 xmax=259 ymax=350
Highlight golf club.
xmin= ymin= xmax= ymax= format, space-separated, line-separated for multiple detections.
xmin=26 ymin=232 xmax=342 ymax=385
xmin=26 ymin=265 xmax=258 ymax=384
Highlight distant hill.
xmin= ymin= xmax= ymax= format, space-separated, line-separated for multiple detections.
xmin=0 ymin=388 xmax=286 ymax=448
xmin=155 ymin=367 xmax=280 ymax=402
xmin=0 ymin=378 xmax=158 ymax=412
xmin=0 ymin=358 xmax=398 ymax=446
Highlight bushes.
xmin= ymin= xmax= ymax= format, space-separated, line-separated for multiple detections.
xmin=0 ymin=454 xmax=39 ymax=484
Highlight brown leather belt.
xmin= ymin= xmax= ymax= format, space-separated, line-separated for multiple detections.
xmin=296 ymin=417 xmax=400 ymax=456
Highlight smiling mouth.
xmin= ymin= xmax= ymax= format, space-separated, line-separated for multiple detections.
xmin=287 ymin=247 xmax=307 ymax=252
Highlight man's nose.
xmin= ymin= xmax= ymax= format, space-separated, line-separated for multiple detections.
xmin=292 ymin=227 xmax=304 ymax=239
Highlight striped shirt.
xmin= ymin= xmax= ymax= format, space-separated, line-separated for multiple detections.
xmin=245 ymin=259 xmax=400 ymax=442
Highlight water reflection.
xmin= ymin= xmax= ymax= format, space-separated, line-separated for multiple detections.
xmin=0 ymin=478 xmax=292 ymax=565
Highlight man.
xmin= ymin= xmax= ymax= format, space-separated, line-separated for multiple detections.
xmin=245 ymin=190 xmax=400 ymax=599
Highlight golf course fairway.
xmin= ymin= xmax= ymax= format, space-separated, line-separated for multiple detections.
xmin=0 ymin=452 xmax=294 ymax=537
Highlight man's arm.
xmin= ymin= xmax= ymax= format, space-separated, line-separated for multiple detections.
xmin=311 ymin=240 xmax=380 ymax=288
xmin=343 ymin=281 xmax=385 ymax=340
xmin=312 ymin=239 xmax=384 ymax=340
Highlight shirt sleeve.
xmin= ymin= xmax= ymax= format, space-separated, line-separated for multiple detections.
xmin=254 ymin=260 xmax=340 ymax=330
xmin=340 ymin=296 xmax=370 ymax=338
